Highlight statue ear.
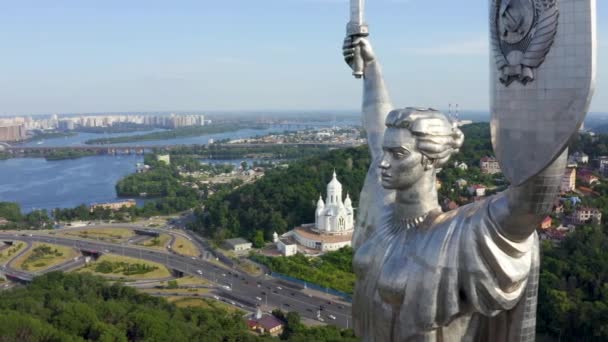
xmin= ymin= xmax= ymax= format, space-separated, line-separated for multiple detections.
xmin=421 ymin=155 xmax=434 ymax=171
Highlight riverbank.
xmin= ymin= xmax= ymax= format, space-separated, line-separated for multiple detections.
xmin=84 ymin=123 xmax=264 ymax=145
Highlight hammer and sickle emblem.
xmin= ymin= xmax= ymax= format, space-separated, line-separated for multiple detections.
xmin=500 ymin=0 xmax=525 ymax=36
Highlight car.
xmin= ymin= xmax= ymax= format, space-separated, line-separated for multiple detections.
xmin=197 ymin=270 xmax=203 ymax=275
xmin=327 ymin=301 xmax=333 ymax=305
xmin=222 ymin=273 xmax=226 ymax=277
xmin=256 ymin=296 xmax=262 ymax=301
xmin=317 ymin=317 xmax=325 ymax=322
xmin=222 ymin=285 xmax=231 ymax=291
xmin=306 ymin=308 xmax=313 ymax=312
xmin=191 ymin=257 xmax=196 ymax=260
xmin=284 ymin=303 xmax=290 ymax=307
xmin=257 ymin=284 xmax=261 ymax=288
xmin=261 ymin=291 xmax=266 ymax=295
xmin=328 ymin=314 xmax=336 ymax=320
xmin=272 ymin=290 xmax=278 ymax=294
xmin=213 ymin=295 xmax=220 ymax=300
xmin=276 ymin=286 xmax=282 ymax=290
xmin=290 ymin=292 xmax=296 ymax=296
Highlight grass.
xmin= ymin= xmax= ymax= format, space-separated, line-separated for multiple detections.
xmin=138 ymin=234 xmax=171 ymax=251
xmin=174 ymin=276 xmax=209 ymax=286
xmin=62 ymin=227 xmax=135 ymax=243
xmin=0 ymin=242 xmax=26 ymax=264
xmin=77 ymin=253 xmax=171 ymax=280
xmin=13 ymin=243 xmax=79 ymax=272
xmin=168 ymin=297 xmax=242 ymax=313
xmin=141 ymin=288 xmax=210 ymax=296
xmin=171 ymin=235 xmax=200 ymax=257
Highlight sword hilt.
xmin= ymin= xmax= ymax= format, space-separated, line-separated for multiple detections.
xmin=347 ymin=23 xmax=369 ymax=79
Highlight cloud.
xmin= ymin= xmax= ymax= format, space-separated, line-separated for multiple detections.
xmin=402 ymin=36 xmax=489 ymax=56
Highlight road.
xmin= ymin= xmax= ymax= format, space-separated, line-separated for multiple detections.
xmin=0 ymin=233 xmax=353 ymax=328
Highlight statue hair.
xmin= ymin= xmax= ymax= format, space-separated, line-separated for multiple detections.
xmin=385 ymin=107 xmax=465 ymax=169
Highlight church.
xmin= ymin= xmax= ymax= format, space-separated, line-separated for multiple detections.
xmin=274 ymin=171 xmax=354 ymax=256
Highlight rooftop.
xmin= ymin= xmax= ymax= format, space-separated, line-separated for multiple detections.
xmin=224 ymin=238 xmax=251 ymax=246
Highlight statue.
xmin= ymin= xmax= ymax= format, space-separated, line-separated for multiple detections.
xmin=343 ymin=0 xmax=596 ymax=340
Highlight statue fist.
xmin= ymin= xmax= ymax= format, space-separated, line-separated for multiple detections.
xmin=343 ymin=36 xmax=376 ymax=73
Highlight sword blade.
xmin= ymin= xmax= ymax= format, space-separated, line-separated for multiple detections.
xmin=350 ymin=0 xmax=364 ymax=25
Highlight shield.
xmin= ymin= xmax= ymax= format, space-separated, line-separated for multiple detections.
xmin=490 ymin=0 xmax=596 ymax=186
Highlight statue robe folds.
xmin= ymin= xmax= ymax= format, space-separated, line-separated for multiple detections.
xmin=353 ymin=192 xmax=540 ymax=342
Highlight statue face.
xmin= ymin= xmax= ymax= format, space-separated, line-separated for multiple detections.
xmin=379 ymin=128 xmax=426 ymax=190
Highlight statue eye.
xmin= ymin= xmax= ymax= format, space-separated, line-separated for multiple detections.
xmin=393 ymin=151 xmax=407 ymax=159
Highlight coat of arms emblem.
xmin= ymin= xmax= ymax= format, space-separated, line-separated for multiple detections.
xmin=491 ymin=0 xmax=559 ymax=86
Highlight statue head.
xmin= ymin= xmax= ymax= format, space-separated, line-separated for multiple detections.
xmin=380 ymin=107 xmax=464 ymax=190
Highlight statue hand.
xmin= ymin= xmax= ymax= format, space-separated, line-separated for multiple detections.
xmin=343 ymin=36 xmax=376 ymax=76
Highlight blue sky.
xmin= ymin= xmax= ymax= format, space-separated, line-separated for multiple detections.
xmin=0 ymin=0 xmax=606 ymax=115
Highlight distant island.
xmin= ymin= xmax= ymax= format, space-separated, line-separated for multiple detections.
xmin=83 ymin=123 xmax=266 ymax=145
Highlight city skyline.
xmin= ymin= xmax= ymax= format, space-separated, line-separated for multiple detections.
xmin=0 ymin=0 xmax=606 ymax=116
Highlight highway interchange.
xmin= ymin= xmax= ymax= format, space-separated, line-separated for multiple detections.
xmin=0 ymin=227 xmax=353 ymax=329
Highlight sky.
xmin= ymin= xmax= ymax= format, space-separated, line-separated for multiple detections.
xmin=0 ymin=0 xmax=606 ymax=116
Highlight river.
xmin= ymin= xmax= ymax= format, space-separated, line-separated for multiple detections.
xmin=0 ymin=122 xmax=355 ymax=213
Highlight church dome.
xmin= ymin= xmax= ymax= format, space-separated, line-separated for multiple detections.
xmin=327 ymin=170 xmax=342 ymax=191
xmin=345 ymin=193 xmax=352 ymax=208
xmin=316 ymin=195 xmax=325 ymax=208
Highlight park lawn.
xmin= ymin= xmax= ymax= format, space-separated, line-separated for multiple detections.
xmin=62 ymin=227 xmax=135 ymax=243
xmin=141 ymin=288 xmax=210 ymax=296
xmin=172 ymin=235 xmax=200 ymax=257
xmin=169 ymin=297 xmax=242 ymax=313
xmin=77 ymin=253 xmax=172 ymax=280
xmin=13 ymin=243 xmax=79 ymax=272
xmin=0 ymin=242 xmax=26 ymax=264
xmin=174 ymin=275 xmax=209 ymax=286
xmin=138 ymin=234 xmax=171 ymax=251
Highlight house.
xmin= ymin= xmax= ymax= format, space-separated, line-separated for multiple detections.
xmin=561 ymin=167 xmax=576 ymax=193
xmin=540 ymin=216 xmax=552 ymax=229
xmin=156 ymin=154 xmax=171 ymax=165
xmin=455 ymin=178 xmax=468 ymax=189
xmin=598 ymin=156 xmax=608 ymax=176
xmin=571 ymin=152 xmax=589 ymax=164
xmin=577 ymin=169 xmax=599 ymax=185
xmin=274 ymin=232 xmax=298 ymax=257
xmin=480 ymin=156 xmax=501 ymax=174
xmin=467 ymin=184 xmax=487 ymax=197
xmin=223 ymin=238 xmax=252 ymax=253
xmin=247 ymin=309 xmax=284 ymax=336
xmin=90 ymin=199 xmax=136 ymax=212
xmin=453 ymin=161 xmax=468 ymax=170
xmin=572 ymin=207 xmax=602 ymax=225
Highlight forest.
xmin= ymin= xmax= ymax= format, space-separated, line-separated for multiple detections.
xmin=0 ymin=272 xmax=356 ymax=341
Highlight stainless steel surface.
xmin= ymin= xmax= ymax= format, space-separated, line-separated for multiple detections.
xmin=344 ymin=0 xmax=596 ymax=340
xmin=347 ymin=0 xmax=368 ymax=78
xmin=491 ymin=0 xmax=596 ymax=186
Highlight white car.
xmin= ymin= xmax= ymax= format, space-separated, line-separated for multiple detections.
xmin=328 ymin=314 xmax=336 ymax=320
xmin=222 ymin=285 xmax=231 ymax=291
xmin=213 ymin=295 xmax=220 ymax=300
xmin=255 ymin=296 xmax=262 ymax=301
xmin=197 ymin=270 xmax=203 ymax=275
xmin=317 ymin=317 xmax=325 ymax=322
xmin=276 ymin=286 xmax=282 ymax=290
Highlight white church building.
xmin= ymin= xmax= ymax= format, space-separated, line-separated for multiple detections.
xmin=275 ymin=171 xmax=354 ymax=256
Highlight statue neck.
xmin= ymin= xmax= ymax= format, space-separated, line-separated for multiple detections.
xmin=393 ymin=171 xmax=440 ymax=225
